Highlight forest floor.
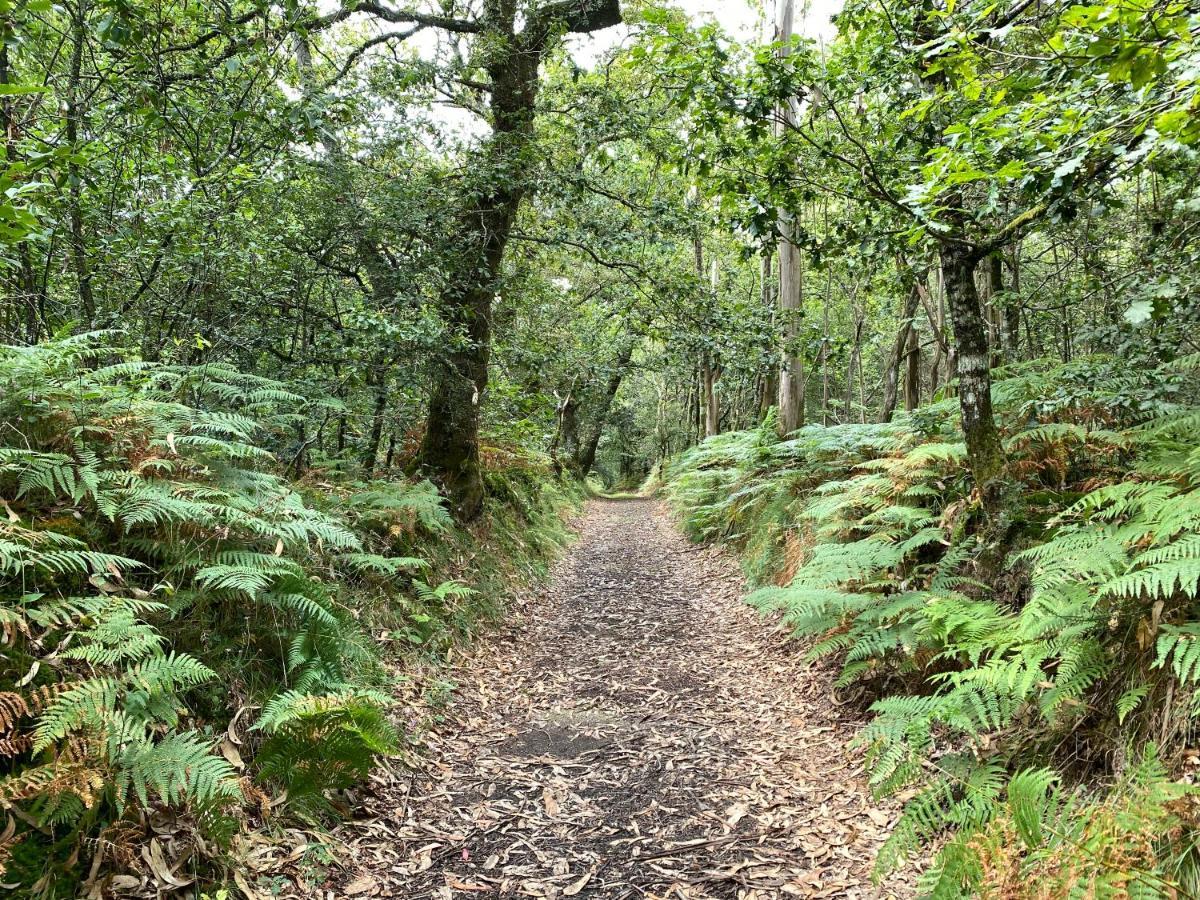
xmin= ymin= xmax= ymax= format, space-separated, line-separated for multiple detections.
xmin=313 ymin=499 xmax=913 ymax=899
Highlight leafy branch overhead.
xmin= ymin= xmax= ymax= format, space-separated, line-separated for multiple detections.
xmin=0 ymin=0 xmax=1198 ymax=895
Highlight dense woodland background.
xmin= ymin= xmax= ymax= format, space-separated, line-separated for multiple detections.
xmin=0 ymin=0 xmax=1197 ymax=895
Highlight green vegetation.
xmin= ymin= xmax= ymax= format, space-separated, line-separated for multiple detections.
xmin=0 ymin=334 xmax=576 ymax=893
xmin=668 ymin=355 xmax=1200 ymax=895
xmin=0 ymin=0 xmax=1197 ymax=894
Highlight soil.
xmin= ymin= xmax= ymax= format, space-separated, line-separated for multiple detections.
xmin=320 ymin=499 xmax=915 ymax=899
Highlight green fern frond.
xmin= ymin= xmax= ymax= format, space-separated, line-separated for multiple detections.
xmin=341 ymin=553 xmax=429 ymax=576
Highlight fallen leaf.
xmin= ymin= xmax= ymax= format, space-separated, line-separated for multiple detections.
xmin=220 ymin=737 xmax=246 ymax=770
xmin=563 ymin=871 xmax=593 ymax=896
xmin=724 ymin=801 xmax=750 ymax=829
xmin=866 ymin=808 xmax=890 ymax=827
xmin=233 ymin=870 xmax=262 ymax=900
xmin=344 ymin=873 xmax=377 ymax=895
xmin=542 ymin=787 xmax=560 ymax=817
xmin=446 ymin=876 xmax=491 ymax=892
xmin=16 ymin=660 xmax=38 ymax=688
xmin=141 ymin=840 xmax=192 ymax=888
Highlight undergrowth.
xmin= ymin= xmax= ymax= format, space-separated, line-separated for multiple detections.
xmin=0 ymin=333 xmax=578 ymax=896
xmin=667 ymin=354 xmax=1200 ymax=898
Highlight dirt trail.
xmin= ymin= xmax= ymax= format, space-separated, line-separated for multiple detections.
xmin=328 ymin=500 xmax=911 ymax=899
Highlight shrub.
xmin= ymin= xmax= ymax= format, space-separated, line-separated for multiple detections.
xmin=0 ymin=334 xmax=409 ymax=887
xmin=667 ymin=355 xmax=1200 ymax=896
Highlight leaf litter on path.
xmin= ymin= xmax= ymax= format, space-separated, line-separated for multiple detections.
xmin=313 ymin=500 xmax=915 ymax=898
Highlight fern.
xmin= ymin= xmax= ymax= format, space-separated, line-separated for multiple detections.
xmin=667 ymin=363 xmax=1200 ymax=893
xmin=341 ymin=553 xmax=429 ymax=576
xmin=254 ymin=691 xmax=398 ymax=818
xmin=0 ymin=335 xmax=405 ymax=864
xmin=116 ymin=731 xmax=239 ymax=810
xmin=1154 ymin=624 xmax=1200 ymax=685
xmin=413 ymin=579 xmax=477 ymax=605
xmin=347 ymin=479 xmax=452 ymax=536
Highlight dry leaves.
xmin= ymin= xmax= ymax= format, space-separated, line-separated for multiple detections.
xmin=277 ymin=500 xmax=916 ymax=898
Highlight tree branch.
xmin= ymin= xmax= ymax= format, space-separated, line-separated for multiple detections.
xmin=322 ymin=26 xmax=425 ymax=88
xmin=527 ymin=0 xmax=622 ymax=40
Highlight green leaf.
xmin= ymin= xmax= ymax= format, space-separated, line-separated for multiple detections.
xmin=1124 ymin=300 xmax=1153 ymax=326
xmin=0 ymin=84 xmax=48 ymax=96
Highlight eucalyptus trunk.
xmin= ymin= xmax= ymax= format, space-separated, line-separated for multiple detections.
xmin=66 ymin=0 xmax=94 ymax=328
xmin=693 ymin=236 xmax=721 ymax=439
xmin=774 ymin=0 xmax=804 ymax=435
xmin=701 ymin=351 xmax=720 ymax=438
xmin=777 ymin=233 xmax=805 ymax=435
xmin=758 ymin=251 xmax=778 ymax=422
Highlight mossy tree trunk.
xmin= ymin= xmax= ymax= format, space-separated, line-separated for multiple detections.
xmin=575 ymin=342 xmax=633 ymax=476
xmin=941 ymin=239 xmax=1006 ymax=511
xmin=419 ymin=0 xmax=622 ymax=520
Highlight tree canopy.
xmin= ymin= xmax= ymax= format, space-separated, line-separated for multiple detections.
xmin=0 ymin=0 xmax=1198 ymax=894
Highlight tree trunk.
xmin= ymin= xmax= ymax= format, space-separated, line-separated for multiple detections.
xmin=904 ymin=313 xmax=921 ymax=411
xmin=291 ymin=421 xmax=310 ymax=477
xmin=705 ymin=258 xmax=721 ymax=437
xmin=775 ymin=0 xmax=805 ymax=435
xmin=575 ymin=344 xmax=632 ymax=476
xmin=985 ymin=251 xmax=1004 ymax=366
xmin=421 ymin=53 xmax=534 ymax=515
xmin=942 ymin=241 xmax=1005 ymax=508
xmin=777 ymin=231 xmax=805 ymax=435
xmin=694 ymin=236 xmax=720 ymax=439
xmin=1005 ymin=243 xmax=1021 ymax=360
xmin=66 ymin=0 xmax=94 ymax=328
xmin=684 ymin=376 xmax=698 ymax=447
xmin=550 ymin=384 xmax=580 ymax=474
xmin=362 ymin=374 xmax=389 ymax=475
xmin=845 ymin=314 xmax=863 ymax=422
xmin=758 ymin=251 xmax=778 ymax=422
xmin=1 ymin=39 xmax=46 ymax=344
xmin=924 ymin=266 xmax=953 ymax=397
xmin=701 ymin=350 xmax=720 ymax=438
xmin=418 ymin=0 xmax=621 ymax=520
xmin=858 ymin=351 xmax=867 ymax=424
xmin=820 ymin=294 xmax=830 ymax=424
xmin=420 ymin=222 xmax=506 ymax=518
xmin=880 ymin=276 xmax=921 ymax=422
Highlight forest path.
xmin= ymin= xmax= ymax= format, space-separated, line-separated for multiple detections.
xmin=329 ymin=500 xmax=909 ymax=899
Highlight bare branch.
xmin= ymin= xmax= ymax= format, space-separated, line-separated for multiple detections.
xmin=526 ymin=0 xmax=622 ymax=41
xmin=321 ymin=26 xmax=425 ymax=88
